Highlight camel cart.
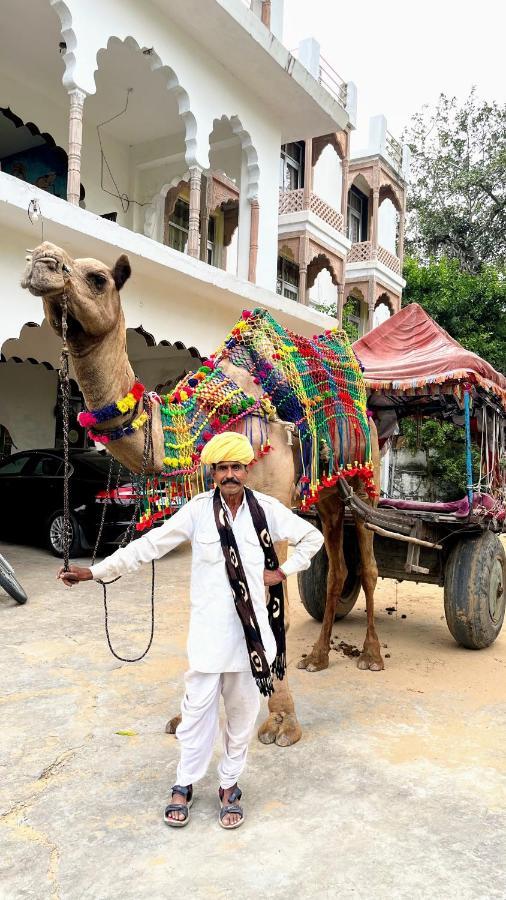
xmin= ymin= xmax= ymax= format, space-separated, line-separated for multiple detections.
xmin=298 ymin=304 xmax=506 ymax=650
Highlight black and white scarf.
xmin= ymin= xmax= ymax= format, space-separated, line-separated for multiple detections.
xmin=213 ymin=487 xmax=286 ymax=697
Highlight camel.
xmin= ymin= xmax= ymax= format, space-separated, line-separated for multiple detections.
xmin=21 ymin=241 xmax=383 ymax=748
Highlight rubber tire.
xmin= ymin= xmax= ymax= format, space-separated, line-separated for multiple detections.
xmin=298 ymin=530 xmax=361 ymax=622
xmin=0 ymin=555 xmax=28 ymax=604
xmin=444 ymin=532 xmax=506 ymax=649
xmin=46 ymin=511 xmax=83 ymax=559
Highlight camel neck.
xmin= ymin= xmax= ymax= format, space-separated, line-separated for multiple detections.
xmin=71 ymin=317 xmax=134 ymax=413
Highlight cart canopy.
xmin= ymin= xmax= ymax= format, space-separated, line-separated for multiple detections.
xmin=353 ymin=303 xmax=506 ymax=408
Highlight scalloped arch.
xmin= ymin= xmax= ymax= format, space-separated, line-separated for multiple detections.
xmin=49 ymin=0 xmax=80 ymax=91
xmin=211 ymin=115 xmax=260 ymax=200
xmin=92 ymin=35 xmax=199 ymax=167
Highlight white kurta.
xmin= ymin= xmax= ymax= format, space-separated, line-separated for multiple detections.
xmin=90 ymin=489 xmax=323 ymax=673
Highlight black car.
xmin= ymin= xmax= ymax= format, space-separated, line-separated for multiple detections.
xmin=0 ymin=448 xmax=138 ymax=557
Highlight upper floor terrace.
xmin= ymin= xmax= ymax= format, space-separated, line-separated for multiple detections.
xmin=0 ymin=0 xmax=352 ymax=297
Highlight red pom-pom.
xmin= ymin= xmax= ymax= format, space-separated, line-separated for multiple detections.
xmin=242 ymin=310 xmax=252 ymax=319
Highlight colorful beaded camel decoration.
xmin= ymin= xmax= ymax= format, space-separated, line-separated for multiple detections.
xmin=129 ymin=308 xmax=375 ymax=530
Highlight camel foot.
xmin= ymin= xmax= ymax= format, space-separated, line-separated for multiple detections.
xmin=357 ymin=651 xmax=384 ymax=671
xmin=258 ymin=712 xmax=282 ymax=744
xmin=165 ymin=713 xmax=182 ymax=734
xmin=297 ymin=650 xmax=329 ymax=672
xmin=275 ymin=713 xmax=302 ymax=747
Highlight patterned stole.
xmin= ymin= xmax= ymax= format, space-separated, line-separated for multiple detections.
xmin=212 ymin=487 xmax=286 ymax=696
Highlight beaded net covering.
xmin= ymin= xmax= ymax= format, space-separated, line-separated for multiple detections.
xmin=137 ymin=308 xmax=374 ymax=530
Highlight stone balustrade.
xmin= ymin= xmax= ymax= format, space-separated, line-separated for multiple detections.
xmin=278 ymin=189 xmax=344 ymax=233
xmin=348 ymin=240 xmax=401 ymax=275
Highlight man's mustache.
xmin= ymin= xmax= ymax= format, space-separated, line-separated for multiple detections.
xmin=221 ymin=478 xmax=241 ymax=485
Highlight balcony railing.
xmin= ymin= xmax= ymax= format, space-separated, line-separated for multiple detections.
xmin=279 ymin=188 xmax=344 ymax=233
xmin=318 ymin=56 xmax=347 ymax=109
xmin=348 ymin=240 xmax=401 ymax=275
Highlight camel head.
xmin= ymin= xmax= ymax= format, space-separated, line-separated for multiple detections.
xmin=21 ymin=241 xmax=131 ymax=352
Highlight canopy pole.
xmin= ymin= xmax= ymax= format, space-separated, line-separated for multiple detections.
xmin=464 ymin=387 xmax=474 ymax=505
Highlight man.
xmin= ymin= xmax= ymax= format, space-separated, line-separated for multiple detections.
xmin=58 ymin=432 xmax=323 ymax=830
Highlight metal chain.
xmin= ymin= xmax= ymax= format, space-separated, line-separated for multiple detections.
xmin=98 ymin=392 xmax=156 ymax=662
xmin=58 ymin=300 xmax=156 ymax=661
xmin=59 ymin=294 xmax=72 ymax=573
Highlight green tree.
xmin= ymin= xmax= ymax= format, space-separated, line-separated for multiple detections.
xmin=403 ymin=256 xmax=506 ymax=374
xmin=405 ymin=91 xmax=506 ymax=273
xmin=400 ymin=419 xmax=480 ymax=502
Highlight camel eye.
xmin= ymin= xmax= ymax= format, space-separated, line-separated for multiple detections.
xmin=89 ymin=272 xmax=107 ymax=289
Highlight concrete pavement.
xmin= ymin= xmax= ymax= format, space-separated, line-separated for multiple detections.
xmin=1 ymin=539 xmax=505 ymax=900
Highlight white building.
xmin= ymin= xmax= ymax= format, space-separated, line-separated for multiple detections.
xmin=0 ymin=0 xmax=409 ymax=454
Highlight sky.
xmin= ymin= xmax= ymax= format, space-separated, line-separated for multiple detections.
xmin=283 ymin=0 xmax=505 ymax=142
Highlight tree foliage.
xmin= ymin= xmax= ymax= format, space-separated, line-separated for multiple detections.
xmin=403 ymin=256 xmax=506 ymax=374
xmin=400 ymin=419 xmax=480 ymax=502
xmin=405 ymin=91 xmax=506 ymax=273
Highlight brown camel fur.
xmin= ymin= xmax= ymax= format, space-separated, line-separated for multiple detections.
xmin=21 ymin=242 xmax=384 ymax=746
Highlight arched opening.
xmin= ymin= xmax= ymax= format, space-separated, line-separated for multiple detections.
xmin=0 ymin=0 xmax=71 ymax=197
xmin=307 ymin=254 xmax=339 ymax=311
xmin=378 ymin=184 xmax=402 ymax=258
xmin=373 ymin=293 xmax=393 ymax=328
xmin=312 ymin=141 xmax=343 ymax=212
xmin=85 ymin=36 xmax=193 ymax=231
xmin=342 ymin=288 xmax=366 ymax=341
xmin=1 ymin=322 xmax=203 ymax=452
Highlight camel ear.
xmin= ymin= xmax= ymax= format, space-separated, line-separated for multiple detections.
xmin=111 ymin=255 xmax=131 ymax=291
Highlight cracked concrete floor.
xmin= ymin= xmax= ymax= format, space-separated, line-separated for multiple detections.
xmin=1 ymin=538 xmax=506 ymax=900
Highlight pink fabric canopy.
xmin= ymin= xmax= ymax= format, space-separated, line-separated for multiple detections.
xmin=353 ymin=303 xmax=506 ymax=406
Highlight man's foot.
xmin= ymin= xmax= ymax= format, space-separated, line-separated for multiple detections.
xmin=163 ymin=784 xmax=193 ymax=827
xmin=218 ymin=784 xmax=244 ymax=829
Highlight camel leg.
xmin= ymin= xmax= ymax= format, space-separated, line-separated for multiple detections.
xmin=297 ymin=499 xmax=346 ymax=673
xmin=353 ymin=515 xmax=384 ymax=671
xmin=257 ymin=539 xmax=301 ymax=746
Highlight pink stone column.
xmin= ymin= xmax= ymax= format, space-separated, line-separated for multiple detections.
xmin=188 ymin=166 xmax=202 ymax=258
xmin=367 ymin=277 xmax=376 ymax=332
xmin=371 ymin=188 xmax=380 ymax=254
xmin=340 ymin=158 xmax=349 ymax=231
xmin=303 ymin=137 xmax=313 ymax=211
xmin=248 ymin=198 xmax=260 ymax=283
xmin=261 ymin=0 xmax=271 ymax=27
xmin=337 ymin=284 xmax=345 ymax=326
xmin=67 ymin=89 xmax=86 ymax=206
xmin=398 ymin=201 xmax=405 ymax=267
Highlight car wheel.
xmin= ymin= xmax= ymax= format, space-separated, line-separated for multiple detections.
xmin=46 ymin=511 xmax=83 ymax=558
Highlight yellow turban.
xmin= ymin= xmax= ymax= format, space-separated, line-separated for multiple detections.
xmin=200 ymin=431 xmax=254 ymax=466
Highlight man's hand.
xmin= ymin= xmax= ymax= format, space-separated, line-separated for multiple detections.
xmin=57 ymin=564 xmax=93 ymax=587
xmin=263 ymin=568 xmax=286 ymax=587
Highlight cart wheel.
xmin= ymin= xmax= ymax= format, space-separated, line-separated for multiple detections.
xmin=444 ymin=532 xmax=505 ymax=649
xmin=298 ymin=531 xmax=361 ymax=622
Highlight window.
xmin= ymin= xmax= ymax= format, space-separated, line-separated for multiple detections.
xmin=207 ymin=215 xmax=216 ymax=265
xmin=277 ymin=257 xmax=299 ymax=301
xmin=279 ymin=142 xmax=304 ymax=191
xmin=167 ymin=198 xmax=190 ymax=254
xmin=31 ymin=456 xmax=63 ymax=477
xmin=0 ymin=454 xmax=31 ymax=475
xmin=347 ymin=187 xmax=368 ymax=243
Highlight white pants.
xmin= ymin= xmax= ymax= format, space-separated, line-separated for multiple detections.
xmin=175 ymin=669 xmax=261 ymax=790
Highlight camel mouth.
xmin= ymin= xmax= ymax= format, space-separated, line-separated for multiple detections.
xmin=22 ymin=254 xmax=68 ymax=296
xmin=46 ymin=299 xmax=85 ymax=342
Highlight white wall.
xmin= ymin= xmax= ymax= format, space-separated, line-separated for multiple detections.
xmin=312 ymin=144 xmax=342 ymax=210
xmin=0 ymin=360 xmax=57 ymax=450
